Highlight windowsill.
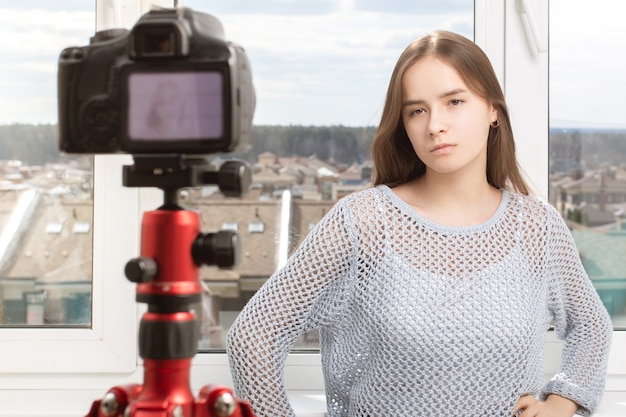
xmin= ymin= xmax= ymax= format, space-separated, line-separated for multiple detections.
xmin=0 ymin=388 xmax=623 ymax=416
xmin=288 ymin=390 xmax=626 ymax=417
xmin=289 ymin=391 xmax=327 ymax=416
xmin=592 ymin=392 xmax=626 ymax=417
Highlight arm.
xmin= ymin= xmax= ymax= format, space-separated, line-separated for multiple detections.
xmin=541 ymin=206 xmax=613 ymax=416
xmin=226 ymin=200 xmax=355 ymax=417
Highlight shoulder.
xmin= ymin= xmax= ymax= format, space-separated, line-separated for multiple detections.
xmin=332 ymin=185 xmax=389 ymax=210
xmin=506 ymin=191 xmax=568 ymax=233
xmin=506 ymin=191 xmax=560 ymax=217
xmin=325 ymin=186 xmax=392 ymax=233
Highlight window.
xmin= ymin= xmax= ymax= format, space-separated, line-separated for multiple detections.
xmin=504 ymin=0 xmax=626 ymax=398
xmin=0 ymin=2 xmax=95 ymax=327
xmin=73 ymin=222 xmax=91 ymax=234
xmin=549 ymin=0 xmax=626 ymax=329
xmin=248 ymin=222 xmax=265 ymax=233
xmin=221 ymin=222 xmax=239 ymax=232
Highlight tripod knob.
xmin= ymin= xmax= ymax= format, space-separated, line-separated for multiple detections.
xmin=192 ymin=230 xmax=240 ymax=268
xmin=216 ymin=160 xmax=252 ymax=197
xmin=125 ymin=257 xmax=158 ymax=283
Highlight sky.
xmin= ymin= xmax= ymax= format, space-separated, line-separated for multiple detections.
xmin=549 ymin=0 xmax=626 ymax=129
xmin=0 ymin=0 xmax=625 ymax=129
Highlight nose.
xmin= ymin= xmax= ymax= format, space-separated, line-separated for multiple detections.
xmin=427 ymin=107 xmax=447 ymax=135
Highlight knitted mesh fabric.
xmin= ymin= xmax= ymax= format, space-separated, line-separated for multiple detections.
xmin=227 ymin=185 xmax=612 ymax=417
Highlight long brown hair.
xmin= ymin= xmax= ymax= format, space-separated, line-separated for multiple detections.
xmin=370 ymin=30 xmax=529 ymax=195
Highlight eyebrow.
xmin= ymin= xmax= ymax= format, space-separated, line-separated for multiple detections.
xmin=402 ymin=88 xmax=468 ymax=107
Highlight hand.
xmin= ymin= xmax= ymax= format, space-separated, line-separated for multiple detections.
xmin=512 ymin=394 xmax=578 ymax=417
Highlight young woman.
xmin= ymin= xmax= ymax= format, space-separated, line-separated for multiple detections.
xmin=226 ymin=31 xmax=612 ymax=417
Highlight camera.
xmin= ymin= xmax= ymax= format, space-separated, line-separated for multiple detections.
xmin=57 ymin=7 xmax=255 ymax=155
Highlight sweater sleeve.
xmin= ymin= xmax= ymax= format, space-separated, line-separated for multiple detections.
xmin=226 ymin=199 xmax=355 ymax=417
xmin=541 ymin=205 xmax=613 ymax=416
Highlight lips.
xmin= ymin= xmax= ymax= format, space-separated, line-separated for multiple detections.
xmin=431 ymin=143 xmax=455 ymax=152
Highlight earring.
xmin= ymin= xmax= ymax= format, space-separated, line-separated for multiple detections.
xmin=491 ymin=117 xmax=501 ymax=128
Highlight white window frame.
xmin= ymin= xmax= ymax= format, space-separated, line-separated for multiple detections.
xmin=0 ymin=1 xmax=623 ymax=416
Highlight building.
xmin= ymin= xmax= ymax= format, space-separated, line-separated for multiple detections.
xmin=551 ymin=169 xmax=626 ymax=227
xmin=0 ymin=187 xmax=92 ymax=325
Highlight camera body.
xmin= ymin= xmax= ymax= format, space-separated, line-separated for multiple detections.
xmin=58 ymin=7 xmax=255 ymax=155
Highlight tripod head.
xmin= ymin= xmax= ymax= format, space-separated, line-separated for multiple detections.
xmin=123 ymin=154 xmax=250 ymax=314
xmin=123 ymin=154 xmax=251 ymax=279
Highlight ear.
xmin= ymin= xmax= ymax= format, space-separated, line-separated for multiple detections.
xmin=490 ymin=103 xmax=499 ymax=124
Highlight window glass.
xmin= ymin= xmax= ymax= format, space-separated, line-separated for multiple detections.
xmin=0 ymin=1 xmax=95 ymax=326
xmin=174 ymin=0 xmax=474 ymax=350
xmin=549 ymin=0 xmax=626 ymax=329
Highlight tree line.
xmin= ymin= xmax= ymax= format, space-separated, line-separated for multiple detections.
xmin=0 ymin=123 xmax=377 ymax=166
xmin=0 ymin=124 xmax=60 ymax=165
xmin=1 ymin=123 xmax=625 ymax=170
xmin=550 ymin=128 xmax=626 ymax=174
xmin=232 ymin=125 xmax=377 ymax=165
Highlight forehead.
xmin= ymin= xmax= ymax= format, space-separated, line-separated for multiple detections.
xmin=401 ymin=56 xmax=469 ymax=98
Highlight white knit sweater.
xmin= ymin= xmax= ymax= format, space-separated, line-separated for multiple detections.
xmin=227 ymin=185 xmax=612 ymax=417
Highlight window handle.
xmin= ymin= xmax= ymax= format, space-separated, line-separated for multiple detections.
xmin=516 ymin=0 xmax=547 ymax=53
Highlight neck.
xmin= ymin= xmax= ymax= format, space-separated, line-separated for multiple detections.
xmin=392 ymin=170 xmax=502 ymax=227
xmin=416 ymin=170 xmax=496 ymax=204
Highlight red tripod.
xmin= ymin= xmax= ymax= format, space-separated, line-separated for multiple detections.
xmin=86 ymin=156 xmax=257 ymax=417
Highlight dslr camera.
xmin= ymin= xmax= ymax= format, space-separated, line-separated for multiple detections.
xmin=58 ymin=7 xmax=255 ymax=155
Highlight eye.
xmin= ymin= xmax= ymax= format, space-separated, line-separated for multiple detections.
xmin=449 ymin=98 xmax=464 ymax=106
xmin=408 ymin=107 xmax=425 ymax=116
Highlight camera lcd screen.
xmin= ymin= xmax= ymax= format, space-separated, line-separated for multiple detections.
xmin=127 ymin=71 xmax=224 ymax=141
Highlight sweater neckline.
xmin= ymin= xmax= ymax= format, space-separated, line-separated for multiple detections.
xmin=377 ymin=184 xmax=511 ymax=234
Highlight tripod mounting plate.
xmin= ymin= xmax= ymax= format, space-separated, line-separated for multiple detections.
xmin=122 ymin=154 xmax=252 ymax=198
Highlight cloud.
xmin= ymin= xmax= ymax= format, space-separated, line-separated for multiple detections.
xmin=179 ymin=0 xmax=337 ymax=16
xmin=179 ymin=0 xmax=473 ymax=17
xmin=0 ymin=7 xmax=94 ymax=124
xmin=201 ymin=8 xmax=472 ymax=126
xmin=10 ymin=0 xmax=94 ymax=12
xmin=549 ymin=0 xmax=626 ymax=127
xmin=0 ymin=1 xmax=474 ymax=126
xmin=355 ymin=0 xmax=472 ymax=14
xmin=1 ymin=1 xmax=623 ymax=133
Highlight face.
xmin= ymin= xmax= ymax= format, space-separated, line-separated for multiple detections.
xmin=401 ymin=56 xmax=498 ymax=177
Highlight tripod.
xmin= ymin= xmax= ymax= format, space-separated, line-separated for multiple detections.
xmin=86 ymin=155 xmax=257 ymax=417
